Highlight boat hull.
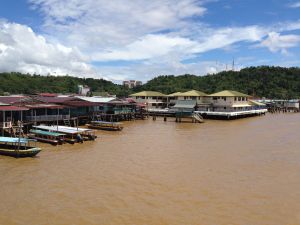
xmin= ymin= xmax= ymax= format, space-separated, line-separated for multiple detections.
xmin=87 ymin=124 xmax=123 ymax=131
xmin=0 ymin=147 xmax=41 ymax=158
xmin=28 ymin=134 xmax=61 ymax=145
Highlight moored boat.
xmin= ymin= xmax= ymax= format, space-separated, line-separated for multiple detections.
xmin=87 ymin=121 xmax=123 ymax=131
xmin=28 ymin=129 xmax=65 ymax=145
xmin=0 ymin=137 xmax=41 ymax=158
xmin=33 ymin=125 xmax=97 ymax=143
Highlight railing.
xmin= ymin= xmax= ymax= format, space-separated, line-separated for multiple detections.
xmin=25 ymin=115 xmax=70 ymax=122
xmin=0 ymin=122 xmax=12 ymax=129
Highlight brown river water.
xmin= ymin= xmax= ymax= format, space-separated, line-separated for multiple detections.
xmin=0 ymin=113 xmax=300 ymax=225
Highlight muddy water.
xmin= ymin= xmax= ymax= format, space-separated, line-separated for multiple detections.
xmin=0 ymin=114 xmax=300 ymax=225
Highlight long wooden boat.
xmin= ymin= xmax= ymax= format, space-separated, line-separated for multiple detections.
xmin=87 ymin=121 xmax=123 ymax=131
xmin=33 ymin=125 xmax=97 ymax=143
xmin=28 ymin=129 xmax=65 ymax=145
xmin=0 ymin=137 xmax=41 ymax=158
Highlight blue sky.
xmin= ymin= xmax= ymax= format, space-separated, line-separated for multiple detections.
xmin=0 ymin=0 xmax=300 ymax=82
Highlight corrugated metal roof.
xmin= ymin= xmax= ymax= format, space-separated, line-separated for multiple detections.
xmin=63 ymin=101 xmax=97 ymax=107
xmin=36 ymin=96 xmax=77 ymax=103
xmin=0 ymin=106 xmax=29 ymax=111
xmin=173 ymin=100 xmax=197 ymax=109
xmin=130 ymin=91 xmax=166 ymax=97
xmin=209 ymin=90 xmax=250 ymax=97
xmin=167 ymin=92 xmax=182 ymax=97
xmin=25 ymin=104 xmax=64 ymax=109
xmin=175 ymin=90 xmax=207 ymax=97
xmin=249 ymin=100 xmax=266 ymax=106
xmin=0 ymin=102 xmax=9 ymax=106
xmin=76 ymin=96 xmax=116 ymax=103
xmin=0 ymin=96 xmax=28 ymax=104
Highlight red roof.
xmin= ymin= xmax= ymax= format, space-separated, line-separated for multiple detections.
xmin=0 ymin=106 xmax=29 ymax=111
xmin=36 ymin=96 xmax=77 ymax=103
xmin=0 ymin=96 xmax=28 ymax=104
xmin=38 ymin=93 xmax=58 ymax=97
xmin=25 ymin=104 xmax=64 ymax=109
xmin=125 ymin=98 xmax=136 ymax=103
xmin=63 ymin=101 xmax=97 ymax=107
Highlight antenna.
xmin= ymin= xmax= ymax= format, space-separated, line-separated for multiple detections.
xmin=232 ymin=58 xmax=235 ymax=71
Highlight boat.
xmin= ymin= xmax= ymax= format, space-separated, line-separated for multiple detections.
xmin=28 ymin=129 xmax=65 ymax=145
xmin=33 ymin=125 xmax=97 ymax=143
xmin=0 ymin=137 xmax=41 ymax=158
xmin=87 ymin=121 xmax=123 ymax=131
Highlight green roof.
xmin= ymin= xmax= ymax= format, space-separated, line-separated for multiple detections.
xmin=209 ymin=90 xmax=250 ymax=97
xmin=130 ymin=91 xmax=166 ymax=97
xmin=176 ymin=90 xmax=207 ymax=97
xmin=249 ymin=100 xmax=266 ymax=106
xmin=30 ymin=129 xmax=65 ymax=137
xmin=168 ymin=90 xmax=207 ymax=97
xmin=173 ymin=100 xmax=197 ymax=108
xmin=167 ymin=92 xmax=182 ymax=97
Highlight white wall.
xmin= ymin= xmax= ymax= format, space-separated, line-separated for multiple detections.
xmin=207 ymin=96 xmax=249 ymax=106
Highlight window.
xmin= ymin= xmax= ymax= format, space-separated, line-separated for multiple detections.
xmin=238 ymin=97 xmax=241 ymax=101
xmin=213 ymin=97 xmax=218 ymax=100
xmin=234 ymin=97 xmax=237 ymax=101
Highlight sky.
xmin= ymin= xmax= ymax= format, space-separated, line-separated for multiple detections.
xmin=0 ymin=0 xmax=300 ymax=83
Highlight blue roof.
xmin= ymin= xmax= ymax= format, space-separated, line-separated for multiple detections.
xmin=30 ymin=129 xmax=65 ymax=137
xmin=0 ymin=137 xmax=34 ymax=143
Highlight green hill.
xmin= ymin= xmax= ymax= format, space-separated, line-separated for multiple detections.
xmin=0 ymin=72 xmax=130 ymax=97
xmin=133 ymin=66 xmax=300 ymax=99
xmin=0 ymin=66 xmax=299 ymax=99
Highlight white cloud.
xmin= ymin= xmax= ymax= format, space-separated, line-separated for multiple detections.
xmin=0 ymin=1 xmax=300 ymax=82
xmin=259 ymin=32 xmax=300 ymax=54
xmin=288 ymin=2 xmax=300 ymax=8
xmin=29 ymin=0 xmax=207 ymax=51
xmin=91 ymin=34 xmax=197 ymax=61
xmin=0 ymin=21 xmax=95 ymax=76
xmin=97 ymin=59 xmax=229 ymax=82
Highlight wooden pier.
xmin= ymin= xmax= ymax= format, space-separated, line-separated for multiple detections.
xmin=148 ymin=109 xmax=204 ymax=123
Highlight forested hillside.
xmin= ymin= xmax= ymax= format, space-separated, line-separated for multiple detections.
xmin=133 ymin=66 xmax=300 ymax=99
xmin=0 ymin=72 xmax=130 ymax=97
xmin=0 ymin=66 xmax=299 ymax=98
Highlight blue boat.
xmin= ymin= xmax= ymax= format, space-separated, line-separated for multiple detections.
xmin=0 ymin=137 xmax=41 ymax=158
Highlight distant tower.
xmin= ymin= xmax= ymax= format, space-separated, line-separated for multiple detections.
xmin=232 ymin=58 xmax=235 ymax=71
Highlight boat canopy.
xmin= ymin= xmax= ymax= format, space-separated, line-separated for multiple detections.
xmin=0 ymin=137 xmax=34 ymax=143
xmin=30 ymin=129 xmax=65 ymax=137
xmin=33 ymin=125 xmax=93 ymax=134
